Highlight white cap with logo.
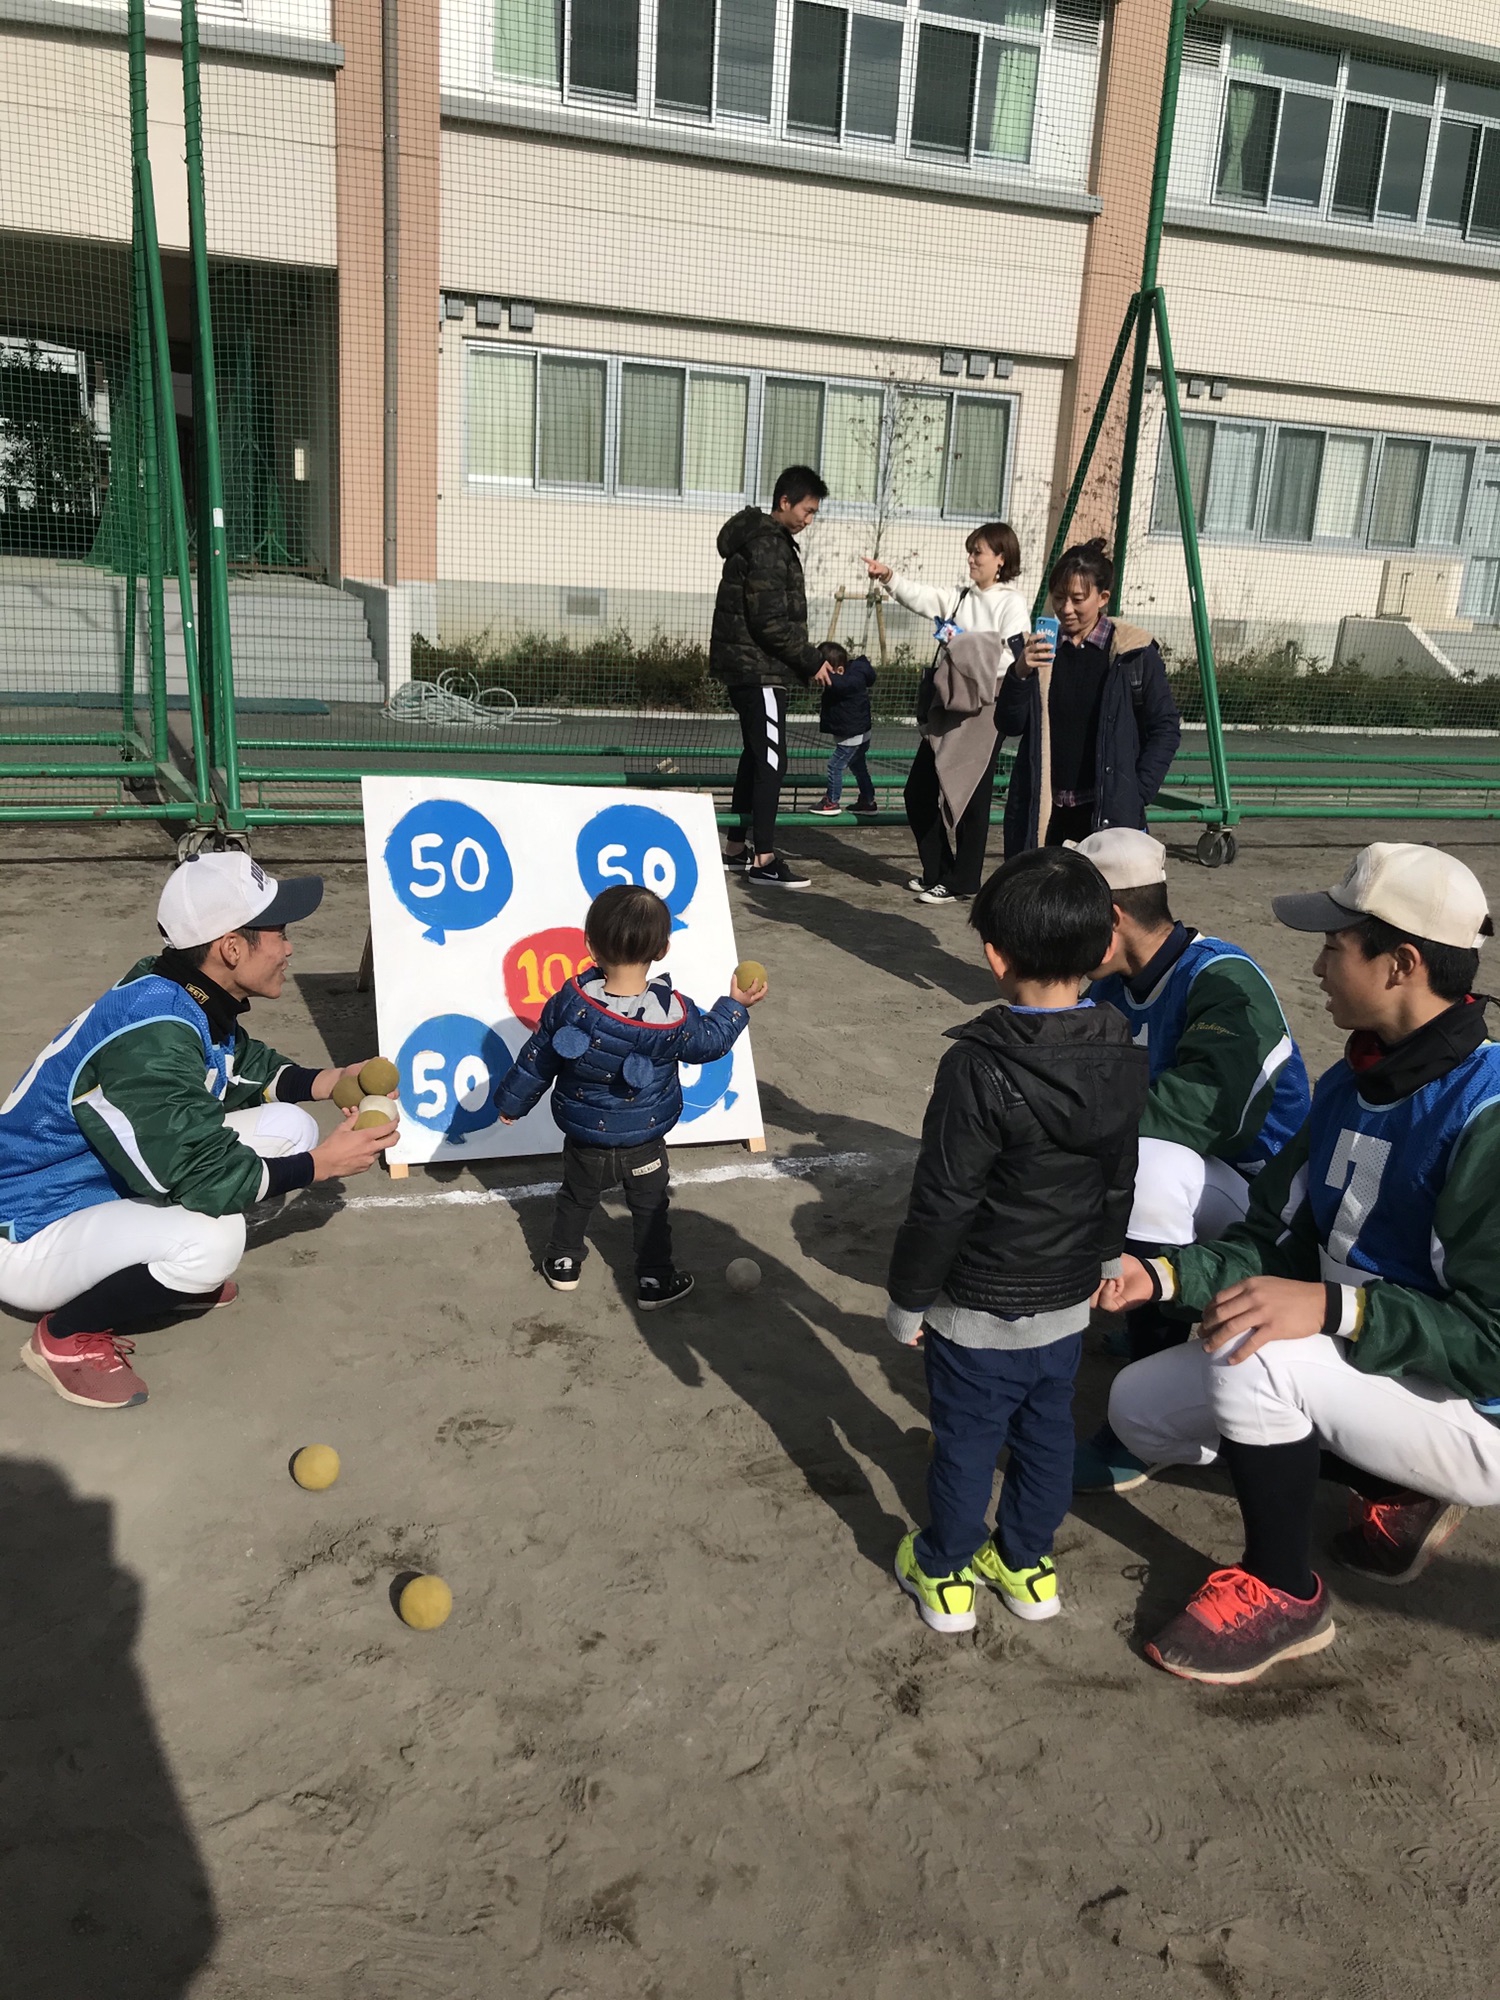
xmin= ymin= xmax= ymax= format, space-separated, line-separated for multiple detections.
xmin=157 ymin=851 xmax=324 ymax=950
xmin=1273 ymin=842 xmax=1491 ymax=952
xmin=1066 ymin=828 xmax=1167 ymax=891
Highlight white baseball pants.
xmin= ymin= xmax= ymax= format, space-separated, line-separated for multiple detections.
xmin=1128 ymin=1136 xmax=1251 ymax=1248
xmin=0 ymin=1103 xmax=317 ymax=1314
xmin=1110 ymin=1332 xmax=1500 ymax=1509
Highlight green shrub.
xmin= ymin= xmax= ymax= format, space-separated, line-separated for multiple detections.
xmin=1166 ymin=648 xmax=1500 ymax=732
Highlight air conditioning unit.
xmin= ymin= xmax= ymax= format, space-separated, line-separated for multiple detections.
xmin=1377 ymin=559 xmax=1462 ymax=625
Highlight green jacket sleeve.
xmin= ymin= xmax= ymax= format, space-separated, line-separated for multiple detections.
xmin=223 ymin=1026 xmax=299 ymax=1112
xmin=1346 ymin=1103 xmax=1500 ymax=1400
xmin=1167 ymin=1121 xmax=1321 ymax=1303
xmin=742 ymin=536 xmax=820 ymax=682
xmin=73 ymin=1020 xmax=270 ymax=1215
xmin=1141 ymin=958 xmax=1292 ymax=1159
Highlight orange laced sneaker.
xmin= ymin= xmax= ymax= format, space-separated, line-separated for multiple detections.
xmin=1145 ymin=1566 xmax=1335 ymax=1685
xmin=21 ymin=1317 xmax=148 ymax=1410
xmin=1332 ymin=1491 xmax=1465 ymax=1585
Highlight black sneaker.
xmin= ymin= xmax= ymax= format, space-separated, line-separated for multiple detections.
xmin=850 ymin=797 xmax=880 ymax=817
xmin=746 ymin=856 xmax=811 ymax=890
xmin=723 ymin=846 xmax=750 ymax=872
xmin=637 ymin=1271 xmax=695 ymax=1310
xmin=542 ymin=1255 xmax=581 ymax=1291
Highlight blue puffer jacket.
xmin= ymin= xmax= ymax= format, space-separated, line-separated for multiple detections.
xmin=494 ymin=968 xmax=749 ymax=1147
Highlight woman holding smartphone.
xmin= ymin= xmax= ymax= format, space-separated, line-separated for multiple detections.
xmin=865 ymin=522 xmax=1028 ymax=904
xmin=999 ymin=537 xmax=1180 ymax=858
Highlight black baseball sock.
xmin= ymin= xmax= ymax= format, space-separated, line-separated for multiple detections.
xmin=1320 ymin=1451 xmax=1406 ymax=1504
xmin=1220 ymin=1433 xmax=1321 ymax=1601
xmin=49 ymin=1264 xmax=222 ymax=1339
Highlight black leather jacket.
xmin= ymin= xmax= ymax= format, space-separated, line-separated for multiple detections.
xmin=888 ymin=1002 xmax=1149 ymax=1318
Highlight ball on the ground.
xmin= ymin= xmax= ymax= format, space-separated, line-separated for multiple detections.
xmin=331 ymin=1074 xmax=364 ymax=1111
xmin=353 ymin=1094 xmax=399 ymax=1132
xmin=734 ymin=959 xmax=767 ymax=991
xmin=291 ymin=1444 xmax=340 ymax=1490
xmin=398 ymin=1574 xmax=453 ymax=1630
xmin=360 ymin=1057 xmax=400 ymax=1097
xmin=726 ymin=1257 xmax=762 ymax=1294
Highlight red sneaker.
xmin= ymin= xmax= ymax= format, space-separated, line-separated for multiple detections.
xmin=1145 ymin=1567 xmax=1336 ymax=1685
xmin=210 ymin=1280 xmax=238 ymax=1309
xmin=21 ymin=1317 xmax=148 ymax=1409
xmin=1332 ymin=1491 xmax=1465 ymax=1585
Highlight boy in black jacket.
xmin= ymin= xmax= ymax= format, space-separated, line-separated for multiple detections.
xmin=810 ymin=641 xmax=879 ymax=817
xmin=887 ymin=847 xmax=1149 ymax=1631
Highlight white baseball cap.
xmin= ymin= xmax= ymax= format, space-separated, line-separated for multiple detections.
xmin=157 ymin=852 xmax=324 ymax=950
xmin=1067 ymin=828 xmax=1167 ymax=891
xmin=1273 ymin=842 xmax=1492 ymax=951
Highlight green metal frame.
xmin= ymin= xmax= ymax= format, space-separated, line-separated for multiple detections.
xmin=0 ymin=0 xmax=214 ymax=830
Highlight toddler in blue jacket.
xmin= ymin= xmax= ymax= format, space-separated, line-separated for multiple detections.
xmin=495 ymin=883 xmax=767 ymax=1308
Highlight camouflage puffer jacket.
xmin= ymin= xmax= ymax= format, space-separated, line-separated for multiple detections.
xmin=709 ymin=507 xmax=823 ymax=691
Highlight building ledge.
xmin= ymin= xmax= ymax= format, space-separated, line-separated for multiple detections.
xmin=441 ymin=89 xmax=1103 ymax=219
xmin=0 ymin=0 xmax=343 ymax=69
xmin=1165 ymin=202 xmax=1500 ymax=278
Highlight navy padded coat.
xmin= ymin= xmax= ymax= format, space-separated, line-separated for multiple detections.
xmin=493 ymin=969 xmax=749 ymax=1147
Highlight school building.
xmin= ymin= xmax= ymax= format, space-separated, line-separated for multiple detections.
xmin=4 ymin=0 xmax=1499 ymax=692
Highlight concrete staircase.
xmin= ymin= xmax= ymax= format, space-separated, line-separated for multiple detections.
xmin=1429 ymin=628 xmax=1500 ymax=682
xmin=0 ymin=561 xmax=384 ymax=706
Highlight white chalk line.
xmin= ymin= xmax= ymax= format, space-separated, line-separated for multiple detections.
xmin=276 ymin=1147 xmax=901 ymax=1220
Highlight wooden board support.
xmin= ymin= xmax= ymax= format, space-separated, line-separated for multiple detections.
xmin=746 ymin=1135 xmax=767 ymax=1154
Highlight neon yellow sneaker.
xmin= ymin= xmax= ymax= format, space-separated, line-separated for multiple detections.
xmin=972 ymin=1539 xmax=1059 ymax=1622
xmin=894 ymin=1533 xmax=976 ymax=1634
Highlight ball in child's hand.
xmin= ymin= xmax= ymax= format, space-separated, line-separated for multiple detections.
xmin=354 ymin=1094 xmax=398 ymax=1132
xmin=735 ymin=960 xmax=767 ymax=991
xmin=726 ymin=1257 xmax=762 ymax=1294
xmin=359 ymin=1057 xmax=400 ymax=1097
xmin=397 ymin=1574 xmax=453 ymax=1630
xmin=331 ymin=1074 xmax=364 ymax=1111
xmin=291 ymin=1444 xmax=341 ymax=1490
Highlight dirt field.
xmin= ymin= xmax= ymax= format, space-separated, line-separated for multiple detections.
xmin=4 ymin=814 xmax=1500 ymax=2000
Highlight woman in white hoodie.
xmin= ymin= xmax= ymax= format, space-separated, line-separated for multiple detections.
xmin=866 ymin=523 xmax=1029 ymax=904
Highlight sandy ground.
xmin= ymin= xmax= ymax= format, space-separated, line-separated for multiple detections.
xmin=4 ymin=814 xmax=1500 ymax=2000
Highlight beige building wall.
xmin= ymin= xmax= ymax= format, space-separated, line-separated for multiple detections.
xmin=0 ymin=32 xmax=133 ymax=244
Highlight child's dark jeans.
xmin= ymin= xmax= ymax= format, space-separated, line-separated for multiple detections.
xmin=915 ymin=1328 xmax=1083 ymax=1575
xmin=547 ymin=1137 xmax=674 ymax=1279
xmin=825 ymin=740 xmax=875 ymax=805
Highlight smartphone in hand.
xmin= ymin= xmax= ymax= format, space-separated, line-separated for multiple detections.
xmin=1034 ymin=615 xmax=1060 ymax=650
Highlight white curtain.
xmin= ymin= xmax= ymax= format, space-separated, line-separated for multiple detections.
xmin=619 ymin=365 xmax=684 ymax=492
xmin=890 ymin=392 xmax=949 ymax=511
xmin=975 ymin=42 xmax=1039 ymax=162
xmin=759 ymin=379 xmax=823 ymax=499
xmin=822 ymin=388 xmax=881 ymax=504
xmin=1313 ymin=434 xmax=1371 ymax=539
xmin=1418 ymin=444 xmax=1473 ymax=545
xmin=947 ymin=397 xmax=1008 ymax=517
xmin=685 ymin=376 xmax=748 ymax=493
xmin=495 ymin=0 xmax=562 ymax=83
xmin=1202 ymin=423 xmax=1263 ymax=534
xmin=539 ymin=357 xmax=606 ymax=485
xmin=468 ymin=350 xmax=535 ymax=480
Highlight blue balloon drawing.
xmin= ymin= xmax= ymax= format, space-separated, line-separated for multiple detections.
xmin=398 ymin=1014 xmax=517 ymax=1145
xmin=678 ymin=1051 xmax=737 ymax=1123
xmin=385 ymin=799 xmax=513 ymax=943
xmin=576 ymin=804 xmax=699 ymax=931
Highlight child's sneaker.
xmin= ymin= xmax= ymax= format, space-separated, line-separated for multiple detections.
xmin=894 ymin=1532 xmax=976 ymax=1633
xmin=543 ymin=1255 xmax=582 ymax=1291
xmin=637 ymin=1271 xmax=694 ymax=1310
xmin=808 ymin=797 xmax=845 ymax=817
xmin=971 ymin=1538 xmax=1060 ymax=1621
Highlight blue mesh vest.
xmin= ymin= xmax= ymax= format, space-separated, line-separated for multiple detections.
xmin=1093 ymin=935 xmax=1309 ymax=1170
xmin=0 ymin=974 xmax=226 ymax=1242
xmin=1306 ymin=1043 xmax=1500 ymax=1292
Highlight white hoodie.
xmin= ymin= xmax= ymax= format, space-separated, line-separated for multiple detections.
xmin=884 ymin=575 xmax=1029 ymax=645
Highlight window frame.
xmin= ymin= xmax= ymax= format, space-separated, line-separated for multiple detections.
xmin=462 ymin=337 xmax=1018 ymax=519
xmin=1204 ymin=28 xmax=1500 ymax=242
xmin=489 ymin=0 xmax=1078 ymax=180
xmin=1147 ymin=407 xmax=1490 ymax=554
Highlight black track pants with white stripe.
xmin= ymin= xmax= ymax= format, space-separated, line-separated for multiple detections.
xmin=729 ymin=682 xmax=790 ymax=856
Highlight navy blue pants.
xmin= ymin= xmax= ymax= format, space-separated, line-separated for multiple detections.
xmin=915 ymin=1329 xmax=1083 ymax=1576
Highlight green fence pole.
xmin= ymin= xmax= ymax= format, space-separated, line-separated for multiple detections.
xmin=136 ymin=146 xmax=213 ymax=815
xmin=127 ymin=4 xmax=170 ymax=772
xmin=1032 ymin=295 xmax=1138 ymax=623
xmin=180 ymin=0 xmax=243 ymax=827
xmin=1153 ymin=288 xmax=1234 ymax=835
xmin=1112 ymin=0 xmax=1190 ymax=596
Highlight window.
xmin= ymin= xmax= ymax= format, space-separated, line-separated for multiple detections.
xmin=495 ymin=0 xmax=1056 ymax=174
xmin=1151 ymin=412 xmax=1480 ymax=550
xmin=1206 ymin=29 xmax=1500 ymax=241
xmin=466 ymin=343 xmax=1015 ymax=515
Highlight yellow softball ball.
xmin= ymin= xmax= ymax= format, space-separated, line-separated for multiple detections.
xmin=291 ymin=1444 xmax=341 ymax=1491
xmin=359 ymin=1057 xmax=400 ymax=1098
xmin=398 ymin=1575 xmax=453 ymax=1630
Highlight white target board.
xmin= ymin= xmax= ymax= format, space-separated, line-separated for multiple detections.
xmin=361 ymin=775 xmax=764 ymax=1166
